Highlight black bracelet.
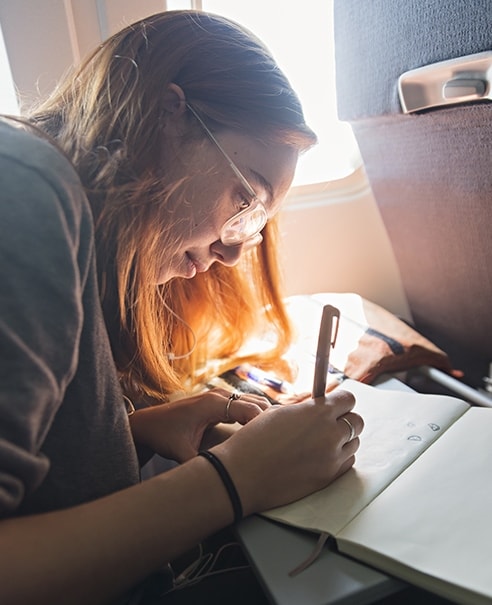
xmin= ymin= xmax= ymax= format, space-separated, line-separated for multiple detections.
xmin=198 ymin=450 xmax=243 ymax=524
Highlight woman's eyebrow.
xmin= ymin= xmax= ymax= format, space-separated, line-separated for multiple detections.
xmin=249 ymin=169 xmax=274 ymax=202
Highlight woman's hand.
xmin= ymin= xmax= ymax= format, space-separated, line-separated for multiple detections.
xmin=129 ymin=388 xmax=270 ymax=462
xmin=211 ymin=388 xmax=364 ymax=515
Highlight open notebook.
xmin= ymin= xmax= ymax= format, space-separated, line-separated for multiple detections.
xmin=263 ymin=379 xmax=492 ymax=605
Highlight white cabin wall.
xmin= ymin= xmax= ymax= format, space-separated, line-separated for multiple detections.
xmin=0 ymin=0 xmax=167 ymax=111
xmin=0 ymin=1 xmax=75 ymax=109
xmin=0 ymin=0 xmax=411 ymax=320
xmin=280 ymin=168 xmax=411 ymax=320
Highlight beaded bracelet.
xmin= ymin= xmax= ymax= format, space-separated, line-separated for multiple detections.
xmin=198 ymin=450 xmax=243 ymax=524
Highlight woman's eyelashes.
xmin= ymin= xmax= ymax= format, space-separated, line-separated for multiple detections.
xmin=235 ymin=187 xmax=253 ymax=210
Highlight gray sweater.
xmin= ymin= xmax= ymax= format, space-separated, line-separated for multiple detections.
xmin=0 ymin=120 xmax=140 ymax=518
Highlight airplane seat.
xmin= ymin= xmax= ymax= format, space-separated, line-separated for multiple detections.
xmin=333 ymin=0 xmax=492 ymax=392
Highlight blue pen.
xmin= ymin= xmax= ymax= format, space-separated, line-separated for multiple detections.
xmin=235 ymin=364 xmax=294 ymax=394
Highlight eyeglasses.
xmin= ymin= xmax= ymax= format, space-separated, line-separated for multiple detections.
xmin=186 ymin=103 xmax=268 ymax=246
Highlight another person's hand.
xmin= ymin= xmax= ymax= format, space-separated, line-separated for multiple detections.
xmin=129 ymin=388 xmax=270 ymax=462
xmin=211 ymin=388 xmax=363 ymax=515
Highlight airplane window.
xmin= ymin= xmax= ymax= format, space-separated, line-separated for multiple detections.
xmin=0 ymin=24 xmax=19 ymax=115
xmin=0 ymin=1 xmax=361 ymax=186
xmin=168 ymin=0 xmax=361 ymax=186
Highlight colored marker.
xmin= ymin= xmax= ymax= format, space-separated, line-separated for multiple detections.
xmin=235 ymin=364 xmax=294 ymax=394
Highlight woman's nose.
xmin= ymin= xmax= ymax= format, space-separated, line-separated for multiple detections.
xmin=210 ymin=239 xmax=243 ymax=266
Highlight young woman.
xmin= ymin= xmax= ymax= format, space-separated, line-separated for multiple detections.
xmin=0 ymin=10 xmax=363 ymax=604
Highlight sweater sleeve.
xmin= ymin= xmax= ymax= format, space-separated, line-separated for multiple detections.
xmin=0 ymin=132 xmax=88 ymax=515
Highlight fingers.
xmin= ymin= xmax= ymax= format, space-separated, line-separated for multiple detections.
xmin=321 ymin=391 xmax=363 ymax=479
xmin=275 ymin=390 xmax=311 ymax=405
xmin=221 ymin=390 xmax=271 ymax=425
xmin=240 ymin=393 xmax=271 ymax=411
xmin=338 ymin=411 xmax=364 ymax=446
xmin=320 ymin=389 xmax=364 ymax=442
xmin=334 ymin=453 xmax=357 ymax=479
xmin=324 ymin=388 xmax=356 ymax=414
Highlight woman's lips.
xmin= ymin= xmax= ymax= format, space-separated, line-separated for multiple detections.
xmin=185 ymin=253 xmax=209 ymax=277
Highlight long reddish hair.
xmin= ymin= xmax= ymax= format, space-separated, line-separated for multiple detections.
xmin=28 ymin=10 xmax=317 ymax=402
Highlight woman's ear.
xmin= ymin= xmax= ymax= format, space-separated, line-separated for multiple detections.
xmin=163 ymin=83 xmax=187 ymax=116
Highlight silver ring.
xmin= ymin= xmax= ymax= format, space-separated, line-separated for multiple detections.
xmin=340 ymin=416 xmax=356 ymax=442
xmin=225 ymin=391 xmax=241 ymax=421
